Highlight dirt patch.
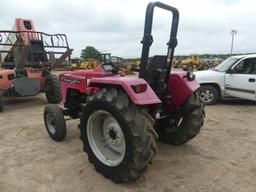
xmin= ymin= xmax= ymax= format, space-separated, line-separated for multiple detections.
xmin=0 ymin=96 xmax=256 ymax=192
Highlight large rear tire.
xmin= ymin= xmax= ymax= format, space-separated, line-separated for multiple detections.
xmin=0 ymin=100 xmax=3 ymax=113
xmin=80 ymin=88 xmax=158 ymax=183
xmin=157 ymin=91 xmax=205 ymax=145
xmin=44 ymin=104 xmax=66 ymax=141
xmin=45 ymin=74 xmax=61 ymax=104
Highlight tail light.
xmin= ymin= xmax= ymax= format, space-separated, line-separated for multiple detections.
xmin=131 ymin=84 xmax=147 ymax=93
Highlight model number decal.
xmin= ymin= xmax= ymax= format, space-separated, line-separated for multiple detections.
xmin=63 ymin=78 xmax=81 ymax=84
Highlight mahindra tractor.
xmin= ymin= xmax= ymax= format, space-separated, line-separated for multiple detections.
xmin=43 ymin=2 xmax=205 ymax=183
xmin=0 ymin=18 xmax=72 ymax=112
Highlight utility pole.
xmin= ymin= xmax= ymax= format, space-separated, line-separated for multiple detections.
xmin=230 ymin=29 xmax=237 ymax=55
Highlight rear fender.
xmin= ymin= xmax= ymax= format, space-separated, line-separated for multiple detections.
xmin=167 ymin=71 xmax=200 ymax=112
xmin=89 ymin=76 xmax=161 ymax=105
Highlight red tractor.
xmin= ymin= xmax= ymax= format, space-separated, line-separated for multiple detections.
xmin=44 ymin=2 xmax=205 ymax=183
xmin=0 ymin=18 xmax=72 ymax=112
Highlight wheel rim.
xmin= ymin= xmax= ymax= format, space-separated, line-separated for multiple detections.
xmin=87 ymin=110 xmax=126 ymax=166
xmin=200 ymin=89 xmax=214 ymax=103
xmin=46 ymin=112 xmax=56 ymax=134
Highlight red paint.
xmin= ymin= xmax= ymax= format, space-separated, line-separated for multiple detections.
xmin=60 ymin=67 xmax=114 ymax=103
xmin=166 ymin=71 xmax=200 ymax=112
xmin=26 ymin=70 xmax=45 ymax=89
xmin=0 ymin=70 xmax=15 ymax=90
xmin=90 ymin=76 xmax=161 ymax=105
xmin=15 ymin=18 xmax=37 ymax=44
xmin=60 ymin=67 xmax=200 ymax=109
xmin=0 ymin=69 xmax=45 ymax=91
xmin=60 ymin=66 xmax=161 ymax=105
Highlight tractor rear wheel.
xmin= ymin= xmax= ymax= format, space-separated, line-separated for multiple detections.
xmin=44 ymin=104 xmax=66 ymax=141
xmin=157 ymin=91 xmax=205 ymax=145
xmin=80 ymin=88 xmax=158 ymax=183
xmin=45 ymin=74 xmax=61 ymax=104
xmin=0 ymin=100 xmax=3 ymax=112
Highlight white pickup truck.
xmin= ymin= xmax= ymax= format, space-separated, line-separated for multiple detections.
xmin=195 ymin=54 xmax=256 ymax=104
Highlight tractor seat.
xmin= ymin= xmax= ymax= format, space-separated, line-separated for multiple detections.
xmin=147 ymin=55 xmax=167 ymax=71
xmin=146 ymin=55 xmax=168 ymax=94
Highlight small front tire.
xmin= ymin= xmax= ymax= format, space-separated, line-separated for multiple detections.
xmin=44 ymin=104 xmax=66 ymax=141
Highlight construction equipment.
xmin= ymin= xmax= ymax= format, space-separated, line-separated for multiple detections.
xmin=79 ymin=59 xmax=100 ymax=69
xmin=70 ymin=58 xmax=82 ymax=69
xmin=77 ymin=53 xmax=111 ymax=69
xmin=0 ymin=18 xmax=73 ymax=112
xmin=122 ymin=59 xmax=140 ymax=75
xmin=173 ymin=54 xmax=206 ymax=70
xmin=97 ymin=53 xmax=111 ymax=63
xmin=43 ymin=2 xmax=205 ymax=183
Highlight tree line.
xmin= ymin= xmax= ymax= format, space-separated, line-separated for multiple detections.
xmin=79 ymin=46 xmax=255 ymax=61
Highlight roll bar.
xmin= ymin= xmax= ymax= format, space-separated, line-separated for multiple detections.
xmin=139 ymin=2 xmax=179 ymax=83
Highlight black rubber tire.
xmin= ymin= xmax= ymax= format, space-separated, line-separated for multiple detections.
xmin=45 ymin=74 xmax=61 ymax=104
xmin=157 ymin=91 xmax=205 ymax=145
xmin=0 ymin=101 xmax=3 ymax=112
xmin=199 ymin=85 xmax=219 ymax=105
xmin=80 ymin=88 xmax=158 ymax=183
xmin=44 ymin=104 xmax=66 ymax=141
xmin=0 ymin=92 xmax=3 ymax=113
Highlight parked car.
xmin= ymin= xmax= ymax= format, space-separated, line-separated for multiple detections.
xmin=195 ymin=54 xmax=256 ymax=104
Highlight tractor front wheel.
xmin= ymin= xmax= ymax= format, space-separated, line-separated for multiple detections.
xmin=45 ymin=74 xmax=61 ymax=104
xmin=80 ymin=88 xmax=158 ymax=183
xmin=44 ymin=104 xmax=67 ymax=141
xmin=157 ymin=91 xmax=205 ymax=145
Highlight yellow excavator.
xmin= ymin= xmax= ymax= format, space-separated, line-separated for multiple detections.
xmin=122 ymin=59 xmax=140 ymax=75
xmin=70 ymin=58 xmax=82 ymax=69
xmin=173 ymin=54 xmax=207 ymax=70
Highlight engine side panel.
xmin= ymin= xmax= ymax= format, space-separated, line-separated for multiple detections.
xmin=59 ymin=67 xmax=114 ymax=103
xmin=59 ymin=74 xmax=87 ymax=103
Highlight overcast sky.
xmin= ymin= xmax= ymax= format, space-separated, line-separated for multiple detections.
xmin=1 ymin=0 xmax=256 ymax=58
